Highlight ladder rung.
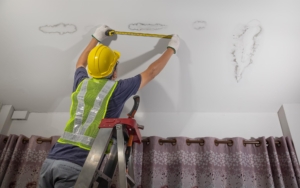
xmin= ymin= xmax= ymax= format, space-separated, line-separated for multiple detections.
xmin=126 ymin=173 xmax=135 ymax=187
xmin=97 ymin=171 xmax=112 ymax=182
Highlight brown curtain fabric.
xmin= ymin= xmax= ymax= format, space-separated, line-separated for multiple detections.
xmin=132 ymin=136 xmax=300 ymax=188
xmin=0 ymin=134 xmax=59 ymax=188
xmin=0 ymin=134 xmax=298 ymax=188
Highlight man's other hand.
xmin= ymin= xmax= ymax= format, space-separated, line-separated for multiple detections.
xmin=92 ymin=25 xmax=112 ymax=43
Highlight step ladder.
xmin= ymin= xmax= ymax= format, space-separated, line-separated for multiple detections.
xmin=75 ymin=96 xmax=143 ymax=188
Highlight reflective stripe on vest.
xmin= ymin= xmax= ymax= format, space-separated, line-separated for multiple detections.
xmin=73 ymin=80 xmax=88 ymax=134
xmin=58 ymin=78 xmax=117 ymax=150
xmin=61 ymin=131 xmax=94 ymax=147
xmin=79 ymin=81 xmax=114 ymax=135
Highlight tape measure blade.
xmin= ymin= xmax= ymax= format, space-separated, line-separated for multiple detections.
xmin=114 ymin=31 xmax=171 ymax=39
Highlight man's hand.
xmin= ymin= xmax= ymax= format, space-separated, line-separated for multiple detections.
xmin=92 ymin=25 xmax=112 ymax=43
xmin=167 ymin=34 xmax=180 ymax=54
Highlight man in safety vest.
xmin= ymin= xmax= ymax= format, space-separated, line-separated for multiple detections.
xmin=38 ymin=25 xmax=180 ymax=187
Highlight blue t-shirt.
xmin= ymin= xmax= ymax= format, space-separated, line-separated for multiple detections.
xmin=47 ymin=67 xmax=141 ymax=166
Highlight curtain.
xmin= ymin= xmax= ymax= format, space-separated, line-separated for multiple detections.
xmin=1 ymin=134 xmax=298 ymax=188
xmin=0 ymin=134 xmax=59 ymax=188
xmin=132 ymin=136 xmax=300 ymax=188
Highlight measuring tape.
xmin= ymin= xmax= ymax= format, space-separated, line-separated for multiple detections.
xmin=105 ymin=30 xmax=172 ymax=39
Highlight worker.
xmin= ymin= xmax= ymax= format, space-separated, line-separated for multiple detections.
xmin=38 ymin=25 xmax=180 ymax=188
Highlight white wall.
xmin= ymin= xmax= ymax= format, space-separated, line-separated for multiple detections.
xmin=8 ymin=112 xmax=282 ymax=139
xmin=1 ymin=0 xmax=300 ymax=113
xmin=8 ymin=112 xmax=69 ymax=137
xmin=135 ymin=112 xmax=282 ymax=138
xmin=2 ymin=0 xmax=291 ymax=140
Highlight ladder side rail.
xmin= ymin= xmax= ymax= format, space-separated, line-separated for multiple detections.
xmin=74 ymin=128 xmax=114 ymax=188
xmin=116 ymin=124 xmax=128 ymax=188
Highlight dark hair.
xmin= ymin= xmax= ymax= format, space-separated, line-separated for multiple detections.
xmin=107 ymin=62 xmax=118 ymax=80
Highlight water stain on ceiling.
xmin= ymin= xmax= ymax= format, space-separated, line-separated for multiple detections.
xmin=39 ymin=23 xmax=77 ymax=35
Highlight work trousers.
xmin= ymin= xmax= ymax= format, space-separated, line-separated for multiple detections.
xmin=38 ymin=158 xmax=82 ymax=188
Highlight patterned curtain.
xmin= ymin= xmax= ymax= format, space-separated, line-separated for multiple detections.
xmin=0 ymin=134 xmax=59 ymax=188
xmin=132 ymin=136 xmax=300 ymax=188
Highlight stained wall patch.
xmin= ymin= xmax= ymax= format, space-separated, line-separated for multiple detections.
xmin=39 ymin=23 xmax=77 ymax=35
xmin=232 ymin=20 xmax=262 ymax=82
xmin=193 ymin=21 xmax=207 ymax=30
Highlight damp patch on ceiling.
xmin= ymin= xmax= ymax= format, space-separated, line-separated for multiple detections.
xmin=193 ymin=21 xmax=207 ymax=30
xmin=231 ymin=20 xmax=262 ymax=82
xmin=128 ymin=23 xmax=167 ymax=31
xmin=39 ymin=23 xmax=77 ymax=35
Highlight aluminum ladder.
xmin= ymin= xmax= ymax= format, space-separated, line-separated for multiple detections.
xmin=74 ymin=96 xmax=143 ymax=188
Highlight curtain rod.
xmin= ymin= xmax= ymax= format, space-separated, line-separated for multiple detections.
xmin=2 ymin=137 xmax=281 ymax=147
xmin=3 ymin=137 xmax=52 ymax=144
xmin=142 ymin=138 xmax=281 ymax=147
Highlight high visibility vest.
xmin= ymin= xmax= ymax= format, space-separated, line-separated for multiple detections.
xmin=58 ymin=78 xmax=118 ymax=150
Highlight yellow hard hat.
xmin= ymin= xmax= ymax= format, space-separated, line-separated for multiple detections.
xmin=87 ymin=44 xmax=121 ymax=78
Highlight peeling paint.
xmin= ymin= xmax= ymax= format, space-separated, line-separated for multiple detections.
xmin=128 ymin=23 xmax=167 ymax=31
xmin=232 ymin=20 xmax=262 ymax=82
xmin=39 ymin=23 xmax=77 ymax=35
xmin=193 ymin=21 xmax=207 ymax=30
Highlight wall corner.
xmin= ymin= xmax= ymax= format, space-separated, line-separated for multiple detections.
xmin=0 ymin=105 xmax=14 ymax=135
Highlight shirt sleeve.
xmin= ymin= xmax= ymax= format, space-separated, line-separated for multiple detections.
xmin=73 ymin=67 xmax=89 ymax=92
xmin=111 ymin=74 xmax=141 ymax=106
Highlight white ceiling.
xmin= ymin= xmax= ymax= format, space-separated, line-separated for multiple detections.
xmin=1 ymin=0 xmax=300 ymax=113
